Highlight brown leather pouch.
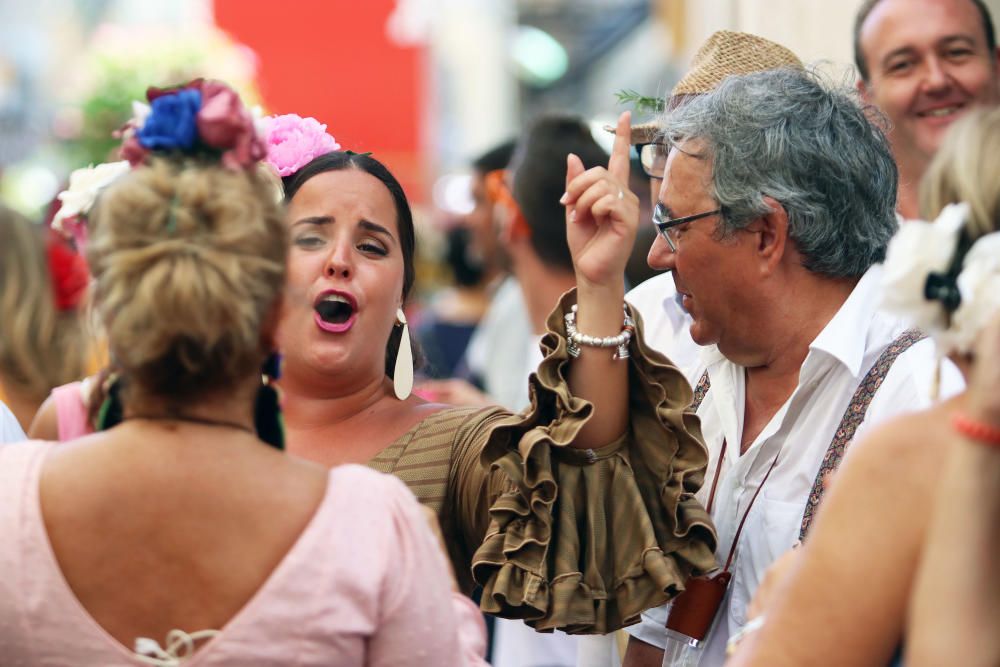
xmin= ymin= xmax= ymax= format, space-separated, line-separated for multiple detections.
xmin=664 ymin=570 xmax=732 ymax=640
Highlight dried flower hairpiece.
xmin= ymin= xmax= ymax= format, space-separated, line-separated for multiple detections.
xmin=119 ymin=79 xmax=267 ymax=171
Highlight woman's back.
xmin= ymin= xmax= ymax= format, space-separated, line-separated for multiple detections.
xmin=0 ymin=428 xmax=477 ymax=666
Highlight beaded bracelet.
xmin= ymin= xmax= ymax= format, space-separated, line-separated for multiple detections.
xmin=564 ymin=304 xmax=635 ymax=360
xmin=952 ymin=411 xmax=1000 ymax=447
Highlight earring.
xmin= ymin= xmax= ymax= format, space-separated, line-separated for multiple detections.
xmin=393 ymin=308 xmax=413 ymax=400
xmin=255 ymin=352 xmax=285 ymax=450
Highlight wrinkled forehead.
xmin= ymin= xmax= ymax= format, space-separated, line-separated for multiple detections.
xmin=661 ymin=140 xmax=715 ymax=201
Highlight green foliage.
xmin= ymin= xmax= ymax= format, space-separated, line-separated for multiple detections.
xmin=614 ymin=89 xmax=665 ymax=114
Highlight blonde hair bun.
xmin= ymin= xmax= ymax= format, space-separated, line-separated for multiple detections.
xmin=87 ymin=157 xmax=287 ymax=400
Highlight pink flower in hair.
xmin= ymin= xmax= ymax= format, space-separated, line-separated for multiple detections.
xmin=262 ymin=114 xmax=341 ymax=177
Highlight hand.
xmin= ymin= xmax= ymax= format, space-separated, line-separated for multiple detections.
xmin=415 ymin=378 xmax=494 ymax=407
xmin=561 ymin=111 xmax=639 ymax=291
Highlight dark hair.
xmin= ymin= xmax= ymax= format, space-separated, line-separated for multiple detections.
xmin=281 ymin=151 xmax=420 ymax=379
xmin=445 ymin=226 xmax=484 ymax=287
xmin=282 ymin=151 xmax=416 ymax=301
xmin=854 ymin=0 xmax=996 ymax=80
xmin=471 ymin=139 xmax=516 ymax=174
xmin=509 ymin=115 xmax=608 ymax=272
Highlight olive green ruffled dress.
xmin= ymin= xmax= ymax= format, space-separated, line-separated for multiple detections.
xmin=367 ymin=291 xmax=717 ymax=634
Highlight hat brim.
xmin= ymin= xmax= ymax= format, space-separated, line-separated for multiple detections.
xmin=604 ymin=121 xmax=661 ymax=146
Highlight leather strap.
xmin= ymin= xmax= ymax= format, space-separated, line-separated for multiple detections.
xmin=723 ymin=449 xmax=780 ymax=573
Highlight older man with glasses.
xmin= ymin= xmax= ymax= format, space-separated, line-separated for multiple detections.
xmin=623 ymin=31 xmax=805 ymax=378
xmin=621 ymin=67 xmax=962 ymax=667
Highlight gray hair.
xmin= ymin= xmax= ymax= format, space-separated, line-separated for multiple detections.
xmin=660 ymin=68 xmax=898 ymax=278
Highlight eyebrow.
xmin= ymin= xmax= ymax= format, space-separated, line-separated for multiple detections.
xmin=292 ymin=216 xmax=396 ymax=243
xmin=358 ymin=219 xmax=395 ymax=241
xmin=656 ymin=202 xmax=676 ymax=219
xmin=882 ymin=35 xmax=978 ymax=66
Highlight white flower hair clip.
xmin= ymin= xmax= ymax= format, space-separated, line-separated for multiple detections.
xmin=52 ymin=160 xmax=131 ymax=249
xmin=882 ymin=202 xmax=1000 ymax=354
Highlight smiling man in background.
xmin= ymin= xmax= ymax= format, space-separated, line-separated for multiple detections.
xmin=854 ymin=0 xmax=1000 ymax=218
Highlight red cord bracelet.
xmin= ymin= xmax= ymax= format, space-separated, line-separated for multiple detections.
xmin=952 ymin=412 xmax=1000 ymax=447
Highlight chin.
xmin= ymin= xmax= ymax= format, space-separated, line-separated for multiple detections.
xmin=687 ymin=321 xmax=718 ymax=348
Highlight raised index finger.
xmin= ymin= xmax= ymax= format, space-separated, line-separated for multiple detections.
xmin=607 ymin=111 xmax=632 ymax=183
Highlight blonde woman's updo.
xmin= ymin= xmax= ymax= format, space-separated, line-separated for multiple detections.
xmin=87 ymin=157 xmax=286 ymax=406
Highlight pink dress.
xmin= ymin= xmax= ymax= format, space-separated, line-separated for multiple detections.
xmin=51 ymin=380 xmax=92 ymax=440
xmin=0 ymin=441 xmax=488 ymax=666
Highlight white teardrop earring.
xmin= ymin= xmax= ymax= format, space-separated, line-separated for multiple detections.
xmin=393 ymin=308 xmax=413 ymax=400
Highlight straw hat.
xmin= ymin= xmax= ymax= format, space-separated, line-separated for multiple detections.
xmin=626 ymin=30 xmax=805 ymax=144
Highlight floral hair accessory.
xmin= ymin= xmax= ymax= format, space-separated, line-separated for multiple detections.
xmin=45 ymin=229 xmax=90 ymax=311
xmin=261 ymin=113 xmax=341 ymax=177
xmin=52 ymin=160 xmax=131 ymax=250
xmin=120 ymin=79 xmax=267 ymax=170
xmin=881 ymin=202 xmax=1000 ymax=354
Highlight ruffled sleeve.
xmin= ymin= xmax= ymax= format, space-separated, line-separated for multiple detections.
xmin=467 ymin=289 xmax=718 ymax=634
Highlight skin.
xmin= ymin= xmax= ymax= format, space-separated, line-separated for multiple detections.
xmin=645 ymin=142 xmax=856 ymax=453
xmin=465 ymin=169 xmax=503 ymax=283
xmin=278 ymin=169 xmax=443 ymax=467
xmin=38 ymin=349 xmax=332 ymax=647
xmin=0 ymin=382 xmax=42 ymax=433
xmin=857 ymin=0 xmax=1000 ymax=217
xmin=28 ymin=394 xmax=58 ymax=439
xmin=623 ymin=142 xmax=859 ymax=667
xmin=282 ymin=112 xmax=639 ymax=468
xmin=906 ymin=314 xmax=1000 ymax=667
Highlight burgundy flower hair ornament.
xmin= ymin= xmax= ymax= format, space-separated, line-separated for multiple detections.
xmin=119 ymin=79 xmax=267 ymax=170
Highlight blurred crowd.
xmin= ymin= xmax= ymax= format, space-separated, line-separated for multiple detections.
xmin=1 ymin=0 xmax=1000 ymax=666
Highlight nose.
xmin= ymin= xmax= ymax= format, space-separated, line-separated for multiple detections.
xmin=324 ymin=242 xmax=352 ymax=279
xmin=647 ymin=178 xmax=662 ymax=208
xmin=922 ymin=56 xmax=952 ymax=94
xmin=647 ymin=232 xmax=676 ymax=271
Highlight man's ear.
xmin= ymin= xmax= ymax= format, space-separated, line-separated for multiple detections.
xmin=856 ymin=77 xmax=872 ymax=103
xmin=745 ymin=196 xmax=789 ymax=275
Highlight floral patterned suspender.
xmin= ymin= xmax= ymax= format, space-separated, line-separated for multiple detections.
xmin=797 ymin=328 xmax=926 ymax=539
xmin=687 ymin=328 xmax=927 ymax=542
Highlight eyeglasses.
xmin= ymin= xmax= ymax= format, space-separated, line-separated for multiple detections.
xmin=635 ymin=142 xmax=670 ymax=179
xmin=652 ymin=203 xmax=722 ymax=252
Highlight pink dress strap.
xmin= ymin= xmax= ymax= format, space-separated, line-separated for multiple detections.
xmin=51 ymin=380 xmax=93 ymax=441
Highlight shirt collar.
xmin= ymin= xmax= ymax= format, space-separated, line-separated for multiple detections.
xmin=805 ymin=264 xmax=883 ymax=379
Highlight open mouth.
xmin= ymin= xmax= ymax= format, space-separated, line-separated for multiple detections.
xmin=313 ymin=291 xmax=358 ymax=332
xmin=316 ymin=294 xmax=355 ymax=324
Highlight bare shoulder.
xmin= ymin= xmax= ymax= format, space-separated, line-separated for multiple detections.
xmin=27 ymin=393 xmax=60 ymax=440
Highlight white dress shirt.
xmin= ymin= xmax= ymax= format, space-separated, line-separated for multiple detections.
xmin=0 ymin=402 xmax=25 ymax=444
xmin=463 ymin=276 xmax=537 ymax=411
xmin=624 ymin=265 xmax=963 ymax=666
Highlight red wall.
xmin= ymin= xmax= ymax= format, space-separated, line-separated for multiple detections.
xmin=214 ymin=0 xmax=427 ymax=200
